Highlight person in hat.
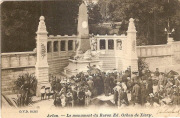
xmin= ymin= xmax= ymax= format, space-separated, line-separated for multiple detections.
xmin=55 ymin=79 xmax=62 ymax=92
xmin=51 ymin=79 xmax=56 ymax=93
xmin=118 ymin=87 xmax=129 ymax=107
xmin=40 ymin=86 xmax=46 ymax=100
xmin=145 ymin=69 xmax=151 ymax=77
xmin=60 ymin=92 xmax=66 ymax=107
xmin=113 ymin=82 xmax=121 ymax=106
xmin=99 ymin=74 xmax=104 ymax=94
xmin=132 ymin=82 xmax=141 ymax=105
xmin=77 ymin=87 xmax=85 ymax=107
xmin=146 ymin=77 xmax=153 ymax=95
xmin=54 ymin=96 xmax=62 ymax=107
xmin=104 ymin=74 xmax=110 ymax=96
xmin=85 ymin=87 xmax=92 ymax=106
xmin=66 ymin=89 xmax=73 ymax=107
xmin=72 ymin=86 xmax=78 ymax=107
xmin=109 ymin=73 xmax=116 ymax=94
xmin=140 ymin=80 xmax=147 ymax=105
xmin=45 ymin=87 xmax=51 ymax=99
xmin=154 ymin=68 xmax=160 ymax=78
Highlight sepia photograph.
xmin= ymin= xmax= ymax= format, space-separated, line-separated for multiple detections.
xmin=1 ymin=0 xmax=180 ymax=118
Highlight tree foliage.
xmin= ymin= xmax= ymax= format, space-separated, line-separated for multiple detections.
xmin=87 ymin=2 xmax=103 ymax=24
xmin=1 ymin=1 xmax=81 ymax=52
xmin=2 ymin=1 xmax=180 ymax=52
xmin=98 ymin=0 xmax=180 ymax=45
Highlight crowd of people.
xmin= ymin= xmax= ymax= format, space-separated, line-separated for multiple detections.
xmin=40 ymin=67 xmax=180 ymax=108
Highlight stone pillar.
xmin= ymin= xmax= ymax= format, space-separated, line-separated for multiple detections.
xmin=58 ymin=41 xmax=61 ymax=56
xmin=97 ymin=39 xmax=100 ymax=50
xmin=65 ymin=40 xmax=68 ymax=51
xmin=52 ymin=41 xmax=54 ymax=53
xmin=114 ymin=39 xmax=117 ymax=50
xmin=126 ymin=18 xmax=138 ymax=73
xmin=58 ymin=41 xmax=60 ymax=52
xmin=105 ymin=39 xmax=108 ymax=50
xmin=35 ymin=16 xmax=50 ymax=96
xmin=73 ymin=40 xmax=76 ymax=51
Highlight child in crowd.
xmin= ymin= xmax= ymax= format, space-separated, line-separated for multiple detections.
xmin=40 ymin=86 xmax=45 ymax=100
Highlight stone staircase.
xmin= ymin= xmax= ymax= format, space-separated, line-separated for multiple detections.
xmin=99 ymin=51 xmax=116 ymax=71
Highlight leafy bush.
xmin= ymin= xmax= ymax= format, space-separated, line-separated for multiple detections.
xmin=14 ymin=73 xmax=37 ymax=107
xmin=138 ymin=58 xmax=149 ymax=77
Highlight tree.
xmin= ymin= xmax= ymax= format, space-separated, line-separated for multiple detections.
xmin=98 ymin=0 xmax=112 ymax=22
xmin=101 ymin=0 xmax=180 ymax=45
xmin=87 ymin=2 xmax=103 ymax=24
xmin=1 ymin=0 xmax=81 ymax=52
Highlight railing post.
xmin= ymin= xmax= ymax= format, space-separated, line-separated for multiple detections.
xmin=105 ymin=39 xmax=108 ymax=50
xmin=114 ymin=39 xmax=117 ymax=50
xmin=97 ymin=38 xmax=100 ymax=50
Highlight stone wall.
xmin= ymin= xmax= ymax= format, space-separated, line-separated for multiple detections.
xmin=47 ymin=51 xmax=75 ymax=75
xmin=1 ymin=51 xmax=36 ymax=69
xmin=137 ymin=41 xmax=180 ymax=72
xmin=1 ymin=52 xmax=36 ymax=95
xmin=172 ymin=42 xmax=180 ymax=65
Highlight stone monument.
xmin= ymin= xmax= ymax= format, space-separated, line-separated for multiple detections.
xmin=35 ymin=16 xmax=50 ymax=96
xmin=64 ymin=2 xmax=100 ymax=76
xmin=76 ymin=1 xmax=91 ymax=54
xmin=125 ymin=18 xmax=138 ymax=73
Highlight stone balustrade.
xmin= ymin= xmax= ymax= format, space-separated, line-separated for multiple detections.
xmin=1 ymin=51 xmax=36 ymax=69
xmin=137 ymin=44 xmax=171 ymax=57
xmin=92 ymin=34 xmax=127 ymax=51
xmin=47 ymin=35 xmax=77 ymax=54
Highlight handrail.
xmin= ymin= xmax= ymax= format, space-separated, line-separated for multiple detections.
xmin=1 ymin=51 xmax=36 ymax=56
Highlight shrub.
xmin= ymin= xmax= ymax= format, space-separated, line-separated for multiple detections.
xmin=138 ymin=58 xmax=149 ymax=77
xmin=14 ymin=73 xmax=37 ymax=107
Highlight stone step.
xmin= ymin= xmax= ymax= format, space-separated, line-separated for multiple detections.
xmin=102 ymin=63 xmax=115 ymax=65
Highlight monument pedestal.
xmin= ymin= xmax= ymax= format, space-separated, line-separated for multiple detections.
xmin=64 ymin=59 xmax=100 ymax=77
xmin=35 ymin=66 xmax=50 ymax=97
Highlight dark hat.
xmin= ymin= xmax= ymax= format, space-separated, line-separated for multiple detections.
xmin=132 ymin=71 xmax=138 ymax=74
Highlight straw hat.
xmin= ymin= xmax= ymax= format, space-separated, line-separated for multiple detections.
xmin=116 ymin=82 xmax=121 ymax=85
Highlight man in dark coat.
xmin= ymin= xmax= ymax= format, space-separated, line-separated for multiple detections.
xmin=72 ymin=87 xmax=78 ymax=107
xmin=87 ymin=77 xmax=94 ymax=91
xmin=77 ymin=88 xmax=85 ymax=106
xmin=146 ymin=77 xmax=153 ymax=95
xmin=119 ymin=89 xmax=129 ymax=106
xmin=154 ymin=68 xmax=160 ymax=77
xmin=140 ymin=81 xmax=147 ymax=105
xmin=104 ymin=75 xmax=110 ymax=96
xmin=132 ymin=82 xmax=141 ymax=104
xmin=55 ymin=79 xmax=62 ymax=92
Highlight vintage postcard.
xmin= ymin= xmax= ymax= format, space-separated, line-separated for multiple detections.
xmin=1 ymin=0 xmax=180 ymax=118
